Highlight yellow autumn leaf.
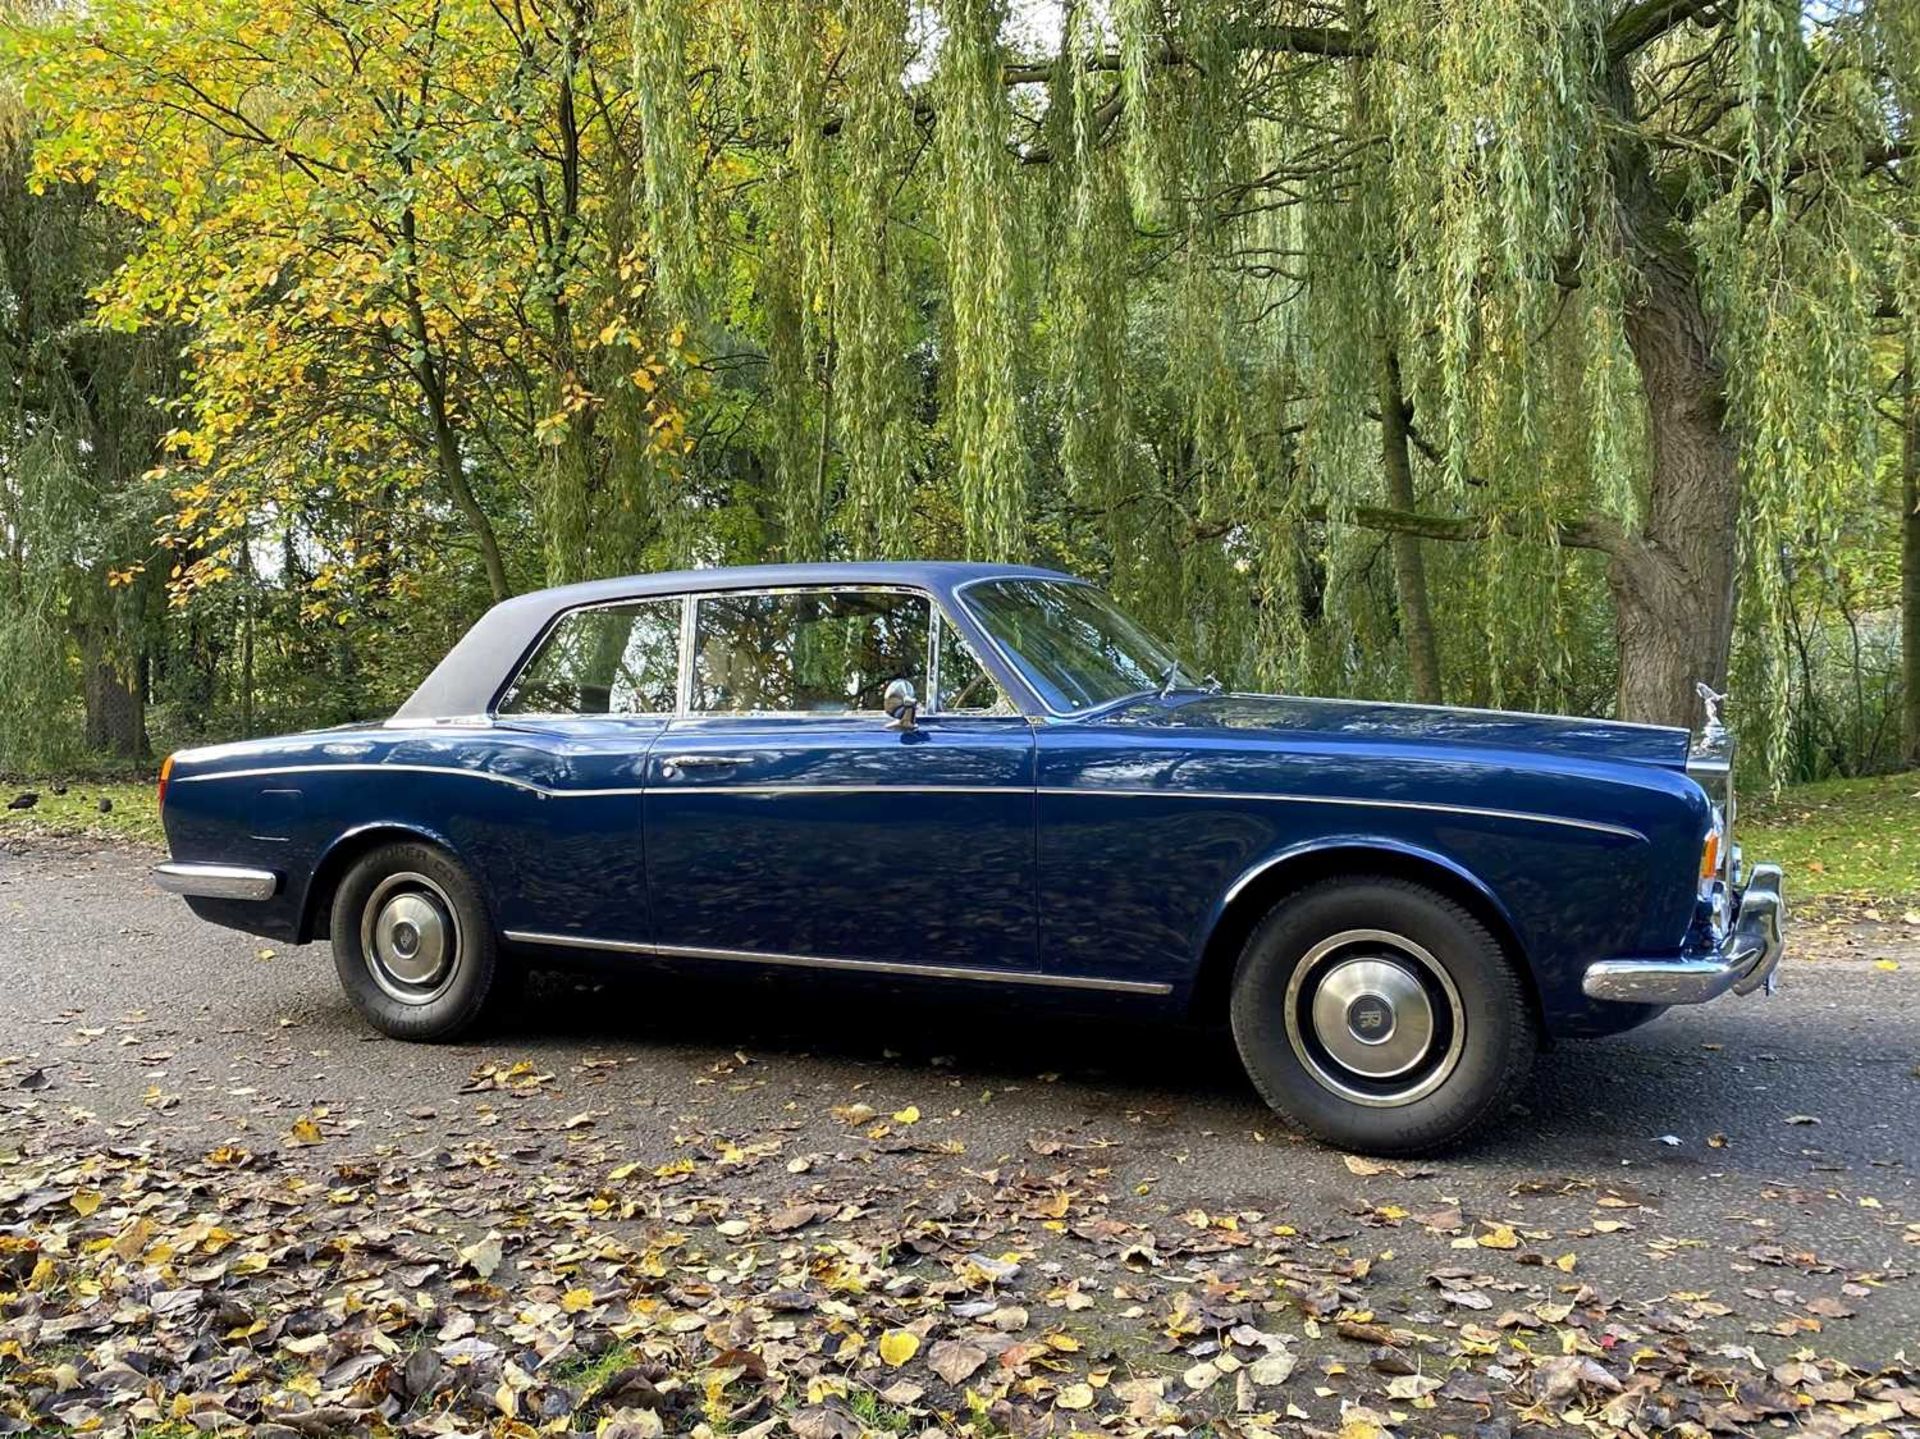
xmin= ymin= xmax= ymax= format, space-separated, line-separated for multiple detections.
xmin=70 ymin=1189 xmax=103 ymax=1217
xmin=1478 ymin=1224 xmax=1520 ymax=1249
xmin=878 ymin=1330 xmax=919 ymax=1366
xmin=286 ymin=1116 xmax=323 ymax=1146
xmin=1554 ymin=1252 xmax=1577 ymax=1272
xmin=563 ymin=1288 xmax=595 ymax=1312
xmin=1873 ymin=959 xmax=1899 ymax=971
xmin=892 ymin=1105 xmax=920 ymax=1124
xmin=1055 ymin=1382 xmax=1096 ymax=1410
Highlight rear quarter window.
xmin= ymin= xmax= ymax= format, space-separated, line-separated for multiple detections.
xmin=498 ymin=600 xmax=682 ymax=715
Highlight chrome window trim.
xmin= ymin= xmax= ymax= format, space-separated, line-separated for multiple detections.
xmin=676 ymin=589 xmax=697 ymax=715
xmin=480 ymin=579 xmax=1042 ymax=725
xmin=501 ymin=929 xmax=1173 ymax=995
xmin=928 ymin=605 xmax=944 ymax=714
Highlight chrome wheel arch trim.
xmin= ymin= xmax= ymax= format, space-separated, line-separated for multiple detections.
xmin=1210 ymin=836 xmax=1527 ymax=939
xmin=501 ymin=929 xmax=1173 ymax=995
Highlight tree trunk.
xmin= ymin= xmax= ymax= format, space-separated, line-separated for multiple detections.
xmin=1606 ymin=69 xmax=1740 ymax=731
xmin=1379 ymin=344 xmax=1443 ymax=703
xmin=78 ymin=626 xmax=148 ymax=760
xmin=1903 ymin=339 xmax=1919 ymax=766
xmin=396 ymin=193 xmax=512 ymax=605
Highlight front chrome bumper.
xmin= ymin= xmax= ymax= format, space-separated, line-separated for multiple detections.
xmin=151 ymin=862 xmax=279 ymax=901
xmin=1581 ymin=863 xmax=1785 ymax=1005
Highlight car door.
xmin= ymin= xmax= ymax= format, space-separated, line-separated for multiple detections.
xmin=644 ymin=587 xmax=1038 ymax=976
xmin=483 ymin=595 xmax=681 ymax=946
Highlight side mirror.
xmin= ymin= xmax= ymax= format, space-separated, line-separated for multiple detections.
xmin=883 ymin=678 xmax=919 ymax=731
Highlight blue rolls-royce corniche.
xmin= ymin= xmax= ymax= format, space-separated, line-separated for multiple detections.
xmin=152 ymin=562 xmax=1784 ymax=1152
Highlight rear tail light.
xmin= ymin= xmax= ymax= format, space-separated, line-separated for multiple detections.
xmin=157 ymin=753 xmax=175 ymax=812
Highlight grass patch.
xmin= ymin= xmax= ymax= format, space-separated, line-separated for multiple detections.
xmin=848 ymin=1388 xmax=916 ymax=1435
xmin=550 ymin=1342 xmax=638 ymax=1394
xmin=1742 ymin=770 xmax=1920 ymax=908
xmin=0 ymin=779 xmax=163 ymax=847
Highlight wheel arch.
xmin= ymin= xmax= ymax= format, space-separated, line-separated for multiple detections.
xmin=1186 ymin=838 xmax=1540 ymax=1028
xmin=298 ymin=821 xmax=467 ymax=943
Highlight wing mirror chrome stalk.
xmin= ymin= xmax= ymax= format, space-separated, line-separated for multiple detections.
xmin=884 ymin=679 xmax=919 ymax=731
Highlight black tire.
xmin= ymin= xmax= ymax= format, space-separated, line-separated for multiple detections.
xmin=1229 ymin=876 xmax=1537 ymax=1154
xmin=330 ymin=841 xmax=506 ymax=1041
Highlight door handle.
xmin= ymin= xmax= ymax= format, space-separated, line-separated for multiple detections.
xmin=659 ymin=753 xmax=753 ymax=776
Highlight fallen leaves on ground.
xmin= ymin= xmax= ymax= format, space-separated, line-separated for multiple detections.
xmin=3 ymin=1059 xmax=1918 ymax=1439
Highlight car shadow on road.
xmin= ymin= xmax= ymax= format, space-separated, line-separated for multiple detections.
xmin=499 ymin=962 xmax=1726 ymax=1157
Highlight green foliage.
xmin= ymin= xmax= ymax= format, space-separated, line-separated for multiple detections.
xmin=0 ymin=0 xmax=1913 ymax=780
xmin=1743 ymin=770 xmax=1920 ymax=906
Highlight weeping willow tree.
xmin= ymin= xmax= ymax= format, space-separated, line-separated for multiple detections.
xmin=629 ymin=0 xmax=1915 ymax=739
xmin=0 ymin=72 xmax=173 ymax=766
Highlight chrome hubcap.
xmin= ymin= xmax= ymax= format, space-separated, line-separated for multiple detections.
xmin=1284 ymin=929 xmax=1464 ymax=1108
xmin=362 ymin=873 xmax=459 ymax=1004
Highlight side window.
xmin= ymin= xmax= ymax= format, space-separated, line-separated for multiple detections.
xmin=498 ymin=600 xmax=682 ymax=715
xmin=935 ymin=617 xmax=1009 ymax=714
xmin=693 ymin=589 xmax=929 ymax=714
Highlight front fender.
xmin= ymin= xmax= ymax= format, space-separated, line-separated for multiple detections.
xmin=1203 ymin=833 xmax=1526 ymax=969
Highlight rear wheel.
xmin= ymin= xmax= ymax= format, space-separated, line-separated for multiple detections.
xmin=330 ymin=842 xmax=506 ymax=1040
xmin=1229 ymin=877 xmax=1536 ymax=1154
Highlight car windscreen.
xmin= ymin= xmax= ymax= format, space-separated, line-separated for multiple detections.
xmin=961 ymin=579 xmax=1191 ymax=713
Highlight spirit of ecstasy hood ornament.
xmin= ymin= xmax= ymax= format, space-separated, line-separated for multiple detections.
xmin=1694 ymin=681 xmax=1730 ymax=758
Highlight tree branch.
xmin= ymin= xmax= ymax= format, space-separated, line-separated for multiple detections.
xmin=1320 ymin=504 xmax=1628 ymax=555
xmin=1229 ymin=24 xmax=1375 ymax=59
xmin=1606 ymin=0 xmax=1722 ymax=62
xmin=996 ymin=23 xmax=1372 ymax=88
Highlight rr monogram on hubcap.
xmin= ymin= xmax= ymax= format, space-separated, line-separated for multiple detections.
xmin=361 ymin=872 xmax=460 ymax=1005
xmin=1284 ymin=929 xmax=1464 ymax=1107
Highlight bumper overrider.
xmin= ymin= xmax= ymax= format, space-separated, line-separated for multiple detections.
xmin=1582 ymin=862 xmax=1785 ymax=1006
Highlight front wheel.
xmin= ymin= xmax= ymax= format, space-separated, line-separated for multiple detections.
xmin=1229 ymin=877 xmax=1537 ymax=1154
xmin=330 ymin=841 xmax=506 ymax=1041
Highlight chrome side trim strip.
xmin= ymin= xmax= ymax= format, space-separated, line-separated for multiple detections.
xmin=151 ymin=862 xmax=279 ymax=901
xmin=1275 ymin=691 xmax=1689 ymax=736
xmin=650 ymin=783 xmax=1018 ymax=796
xmin=1034 ymin=787 xmax=1644 ymax=840
xmin=502 ymin=929 xmax=1173 ymax=995
xmin=174 ymin=765 xmax=1642 ymax=836
xmin=176 ymin=763 xmax=643 ymax=798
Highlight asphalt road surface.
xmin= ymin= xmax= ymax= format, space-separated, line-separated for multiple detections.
xmin=4 ymin=834 xmax=1919 ymax=1372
